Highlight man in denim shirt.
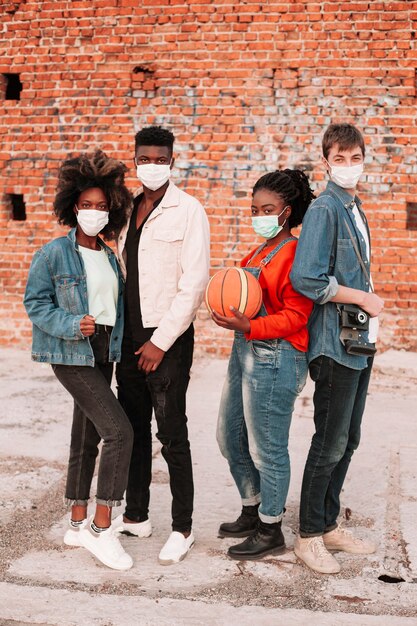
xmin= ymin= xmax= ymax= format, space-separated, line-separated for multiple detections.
xmin=290 ymin=124 xmax=384 ymax=574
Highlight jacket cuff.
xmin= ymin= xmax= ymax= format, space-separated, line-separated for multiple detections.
xmin=149 ymin=328 xmax=171 ymax=353
xmin=73 ymin=315 xmax=87 ymax=340
xmin=317 ymin=276 xmax=339 ymax=305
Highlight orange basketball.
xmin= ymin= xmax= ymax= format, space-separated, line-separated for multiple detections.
xmin=205 ymin=267 xmax=263 ymax=319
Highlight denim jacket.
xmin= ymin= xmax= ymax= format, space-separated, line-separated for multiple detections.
xmin=24 ymin=228 xmax=124 ymax=366
xmin=290 ymin=181 xmax=372 ymax=370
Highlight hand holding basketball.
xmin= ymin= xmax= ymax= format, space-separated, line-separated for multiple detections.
xmin=212 ymin=307 xmax=251 ymax=333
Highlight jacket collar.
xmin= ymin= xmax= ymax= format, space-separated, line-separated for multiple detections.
xmin=326 ymin=180 xmax=362 ymax=210
xmin=132 ymin=181 xmax=180 ymax=212
xmin=66 ymin=227 xmax=110 ymax=255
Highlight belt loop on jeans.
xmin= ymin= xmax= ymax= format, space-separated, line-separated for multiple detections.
xmin=95 ymin=324 xmax=113 ymax=334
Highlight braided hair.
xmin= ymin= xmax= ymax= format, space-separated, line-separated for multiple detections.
xmin=252 ymin=169 xmax=315 ymax=228
xmin=53 ymin=149 xmax=133 ymax=240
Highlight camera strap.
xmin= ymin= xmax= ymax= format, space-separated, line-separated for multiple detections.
xmin=343 ymin=218 xmax=373 ymax=293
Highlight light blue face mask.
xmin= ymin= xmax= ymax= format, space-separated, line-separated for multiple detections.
xmin=251 ymin=207 xmax=288 ymax=239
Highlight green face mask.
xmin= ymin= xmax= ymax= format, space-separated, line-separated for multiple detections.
xmin=251 ymin=207 xmax=287 ymax=239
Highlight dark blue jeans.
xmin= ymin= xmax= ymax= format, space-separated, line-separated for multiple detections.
xmin=299 ymin=355 xmax=373 ymax=537
xmin=116 ymin=326 xmax=194 ymax=533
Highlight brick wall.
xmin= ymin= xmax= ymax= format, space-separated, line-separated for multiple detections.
xmin=1 ymin=1 xmax=416 ymax=355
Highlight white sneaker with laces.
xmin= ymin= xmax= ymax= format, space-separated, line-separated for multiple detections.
xmin=79 ymin=516 xmax=133 ymax=570
xmin=112 ymin=514 xmax=152 ymax=538
xmin=294 ymin=535 xmax=341 ymax=574
xmin=63 ymin=519 xmax=87 ymax=547
xmin=323 ymin=524 xmax=376 ymax=554
xmin=158 ymin=531 xmax=195 ymax=565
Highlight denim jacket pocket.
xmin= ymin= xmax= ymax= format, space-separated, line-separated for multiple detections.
xmin=152 ymin=229 xmax=184 ymax=269
xmin=55 ymin=276 xmax=83 ymax=314
xmin=335 ymin=239 xmax=362 ymax=282
xmin=250 ymin=339 xmax=277 ymax=363
xmin=153 ymin=229 xmax=184 ymax=243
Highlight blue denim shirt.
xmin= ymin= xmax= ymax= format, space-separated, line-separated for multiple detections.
xmin=290 ymin=181 xmax=372 ymax=371
xmin=24 ymin=228 xmax=124 ymax=366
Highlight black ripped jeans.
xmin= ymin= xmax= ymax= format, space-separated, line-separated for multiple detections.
xmin=116 ymin=326 xmax=194 ymax=533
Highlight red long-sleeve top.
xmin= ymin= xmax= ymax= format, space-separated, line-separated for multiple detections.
xmin=241 ymin=239 xmax=313 ymax=352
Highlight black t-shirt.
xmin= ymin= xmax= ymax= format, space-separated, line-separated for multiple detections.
xmin=124 ymin=193 xmax=163 ymax=344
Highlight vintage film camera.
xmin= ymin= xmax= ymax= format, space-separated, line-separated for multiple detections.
xmin=338 ymin=304 xmax=377 ymax=356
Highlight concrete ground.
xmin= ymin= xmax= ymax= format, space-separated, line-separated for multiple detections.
xmin=0 ymin=346 xmax=417 ymax=626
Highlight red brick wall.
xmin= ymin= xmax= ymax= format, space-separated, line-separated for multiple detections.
xmin=1 ymin=1 xmax=416 ymax=355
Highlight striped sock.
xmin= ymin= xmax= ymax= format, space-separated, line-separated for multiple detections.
xmin=69 ymin=519 xmax=84 ymax=529
xmin=91 ymin=520 xmax=109 ymax=534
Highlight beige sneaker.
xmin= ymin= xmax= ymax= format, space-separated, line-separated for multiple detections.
xmin=323 ymin=525 xmax=376 ymax=554
xmin=294 ymin=535 xmax=341 ymax=574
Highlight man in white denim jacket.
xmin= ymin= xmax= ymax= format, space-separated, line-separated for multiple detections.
xmin=114 ymin=126 xmax=210 ymax=565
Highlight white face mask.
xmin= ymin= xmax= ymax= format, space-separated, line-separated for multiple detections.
xmin=136 ymin=163 xmax=171 ymax=191
xmin=76 ymin=209 xmax=109 ymax=237
xmin=328 ymin=162 xmax=364 ymax=189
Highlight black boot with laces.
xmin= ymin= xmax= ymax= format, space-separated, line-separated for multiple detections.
xmin=218 ymin=504 xmax=260 ymax=538
xmin=227 ymin=519 xmax=285 ymax=560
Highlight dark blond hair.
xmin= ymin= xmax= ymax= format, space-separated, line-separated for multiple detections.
xmin=322 ymin=123 xmax=365 ymax=160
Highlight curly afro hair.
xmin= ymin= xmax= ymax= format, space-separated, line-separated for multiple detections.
xmin=252 ymin=169 xmax=315 ymax=229
xmin=53 ymin=149 xmax=133 ymax=240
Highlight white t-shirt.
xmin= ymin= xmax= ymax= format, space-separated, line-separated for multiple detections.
xmin=78 ymin=246 xmax=118 ymax=326
xmin=352 ymin=204 xmax=379 ymax=343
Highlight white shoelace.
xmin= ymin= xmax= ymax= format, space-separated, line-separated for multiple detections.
xmin=309 ymin=537 xmax=331 ymax=560
xmin=331 ymin=525 xmax=362 ymax=544
xmin=103 ymin=529 xmax=127 ymax=557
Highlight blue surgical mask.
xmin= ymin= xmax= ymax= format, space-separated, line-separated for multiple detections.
xmin=251 ymin=207 xmax=288 ymax=239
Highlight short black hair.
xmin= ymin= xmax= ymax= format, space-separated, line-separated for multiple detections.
xmin=53 ymin=149 xmax=133 ymax=240
xmin=134 ymin=126 xmax=175 ymax=155
xmin=252 ymin=169 xmax=315 ymax=229
xmin=322 ymin=123 xmax=365 ymax=160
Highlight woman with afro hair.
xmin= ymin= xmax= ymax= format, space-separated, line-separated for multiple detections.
xmin=213 ymin=169 xmax=314 ymax=561
xmin=24 ymin=149 xmax=135 ymax=571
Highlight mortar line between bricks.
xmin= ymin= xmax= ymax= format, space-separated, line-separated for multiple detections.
xmin=382 ymin=448 xmax=412 ymax=580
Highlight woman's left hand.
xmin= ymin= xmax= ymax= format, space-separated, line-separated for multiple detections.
xmin=211 ymin=307 xmax=251 ymax=333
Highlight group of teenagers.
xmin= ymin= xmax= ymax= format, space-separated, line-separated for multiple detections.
xmin=24 ymin=122 xmax=384 ymax=575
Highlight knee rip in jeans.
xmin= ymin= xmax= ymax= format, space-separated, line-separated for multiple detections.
xmin=159 ymin=435 xmax=189 ymax=451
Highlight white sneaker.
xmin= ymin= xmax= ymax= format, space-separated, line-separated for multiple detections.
xmin=63 ymin=519 xmax=87 ymax=547
xmin=79 ymin=516 xmax=133 ymax=571
xmin=294 ymin=535 xmax=341 ymax=574
xmin=158 ymin=531 xmax=195 ymax=565
xmin=112 ymin=514 xmax=152 ymax=538
xmin=323 ymin=524 xmax=376 ymax=554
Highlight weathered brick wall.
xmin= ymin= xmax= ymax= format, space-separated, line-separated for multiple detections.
xmin=1 ymin=1 xmax=416 ymax=355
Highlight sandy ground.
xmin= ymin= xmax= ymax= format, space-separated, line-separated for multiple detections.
xmin=0 ymin=346 xmax=417 ymax=625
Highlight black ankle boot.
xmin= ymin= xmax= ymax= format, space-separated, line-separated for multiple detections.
xmin=218 ymin=504 xmax=260 ymax=538
xmin=227 ymin=520 xmax=285 ymax=560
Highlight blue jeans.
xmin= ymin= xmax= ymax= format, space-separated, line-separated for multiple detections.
xmin=217 ymin=335 xmax=308 ymax=523
xmin=299 ymin=355 xmax=373 ymax=537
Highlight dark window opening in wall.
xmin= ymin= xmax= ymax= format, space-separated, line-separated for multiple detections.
xmin=7 ymin=194 xmax=26 ymax=220
xmin=133 ymin=66 xmax=154 ymax=79
xmin=131 ymin=66 xmax=156 ymax=96
xmin=406 ymin=202 xmax=417 ymax=230
xmin=2 ymin=73 xmax=22 ymax=100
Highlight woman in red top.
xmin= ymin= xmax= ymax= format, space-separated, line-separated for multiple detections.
xmin=213 ymin=169 xmax=314 ymax=560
